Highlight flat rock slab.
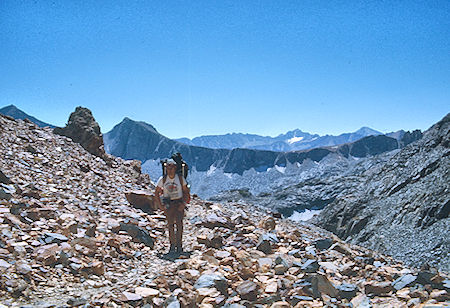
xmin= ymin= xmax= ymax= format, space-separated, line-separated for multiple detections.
xmin=135 ymin=287 xmax=159 ymax=298
xmin=0 ymin=259 xmax=12 ymax=270
xmin=364 ymin=281 xmax=394 ymax=296
xmin=44 ymin=232 xmax=69 ymax=243
xmin=314 ymin=238 xmax=333 ymax=250
xmin=392 ymin=274 xmax=417 ymax=290
xmin=337 ymin=283 xmax=358 ymax=299
xmin=301 ymin=259 xmax=319 ymax=273
xmin=118 ymin=223 xmax=154 ymax=248
xmin=120 ymin=291 xmax=142 ymax=302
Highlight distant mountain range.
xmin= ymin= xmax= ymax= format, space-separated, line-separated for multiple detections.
xmin=104 ymin=117 xmax=421 ymax=175
xmin=103 ymin=117 xmax=330 ymax=174
xmin=0 ymin=104 xmax=54 ymax=128
xmin=176 ymin=127 xmax=393 ymax=152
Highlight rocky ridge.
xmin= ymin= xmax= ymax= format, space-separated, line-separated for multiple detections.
xmin=312 ymin=113 xmax=450 ymax=272
xmin=0 ymin=114 xmax=448 ymax=307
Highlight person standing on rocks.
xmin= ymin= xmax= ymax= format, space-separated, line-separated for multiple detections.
xmin=154 ymin=159 xmax=190 ymax=254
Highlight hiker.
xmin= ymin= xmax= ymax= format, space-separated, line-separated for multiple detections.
xmin=154 ymin=159 xmax=190 ymax=254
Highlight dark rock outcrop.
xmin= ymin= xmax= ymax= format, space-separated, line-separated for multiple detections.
xmin=400 ymin=129 xmax=423 ymax=147
xmin=312 ymin=113 xmax=450 ymax=271
xmin=338 ymin=135 xmax=399 ymax=157
xmin=0 ymin=170 xmax=11 ymax=184
xmin=53 ymin=107 xmax=108 ymax=160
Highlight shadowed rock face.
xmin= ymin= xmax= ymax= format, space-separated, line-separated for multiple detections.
xmin=312 ymin=113 xmax=450 ymax=271
xmin=54 ymin=107 xmax=107 ymax=160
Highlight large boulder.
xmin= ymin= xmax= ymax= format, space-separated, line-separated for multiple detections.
xmin=53 ymin=107 xmax=107 ymax=160
xmin=125 ymin=190 xmax=156 ymax=213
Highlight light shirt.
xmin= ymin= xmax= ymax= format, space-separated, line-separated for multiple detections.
xmin=156 ymin=175 xmax=186 ymax=200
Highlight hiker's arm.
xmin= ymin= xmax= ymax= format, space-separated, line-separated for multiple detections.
xmin=154 ymin=187 xmax=164 ymax=210
xmin=182 ymin=184 xmax=190 ymax=204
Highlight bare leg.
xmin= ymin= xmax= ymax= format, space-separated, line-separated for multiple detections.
xmin=175 ymin=209 xmax=184 ymax=251
xmin=166 ymin=209 xmax=176 ymax=252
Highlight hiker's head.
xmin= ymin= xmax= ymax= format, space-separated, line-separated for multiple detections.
xmin=166 ymin=159 xmax=177 ymax=176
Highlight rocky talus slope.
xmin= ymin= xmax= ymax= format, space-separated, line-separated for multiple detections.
xmin=312 ymin=114 xmax=450 ymax=272
xmin=0 ymin=114 xmax=449 ymax=307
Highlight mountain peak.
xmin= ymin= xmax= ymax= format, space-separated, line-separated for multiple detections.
xmin=3 ymin=104 xmax=17 ymax=108
xmin=119 ymin=117 xmax=159 ymax=134
xmin=0 ymin=104 xmax=54 ymax=128
xmin=354 ymin=126 xmax=382 ymax=136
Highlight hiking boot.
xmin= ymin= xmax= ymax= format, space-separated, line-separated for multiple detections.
xmin=168 ymin=245 xmax=176 ymax=254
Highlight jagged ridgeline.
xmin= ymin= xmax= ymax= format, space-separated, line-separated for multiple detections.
xmin=0 ymin=107 xmax=449 ymax=306
xmin=312 ymin=113 xmax=450 ymax=271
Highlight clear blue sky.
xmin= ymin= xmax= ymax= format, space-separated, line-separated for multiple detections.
xmin=1 ymin=1 xmax=449 ymax=138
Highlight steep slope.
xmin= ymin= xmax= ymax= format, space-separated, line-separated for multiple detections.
xmin=1 ymin=114 xmax=448 ymax=307
xmin=312 ymin=113 xmax=450 ymax=271
xmin=0 ymin=104 xmax=54 ymax=128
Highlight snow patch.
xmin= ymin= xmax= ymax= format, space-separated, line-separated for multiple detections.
xmin=288 ymin=209 xmax=322 ymax=222
xmin=207 ymin=165 xmax=217 ymax=176
xmin=274 ymin=165 xmax=286 ymax=174
xmin=287 ymin=136 xmax=304 ymax=144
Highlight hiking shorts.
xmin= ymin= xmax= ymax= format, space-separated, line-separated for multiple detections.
xmin=165 ymin=199 xmax=185 ymax=218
